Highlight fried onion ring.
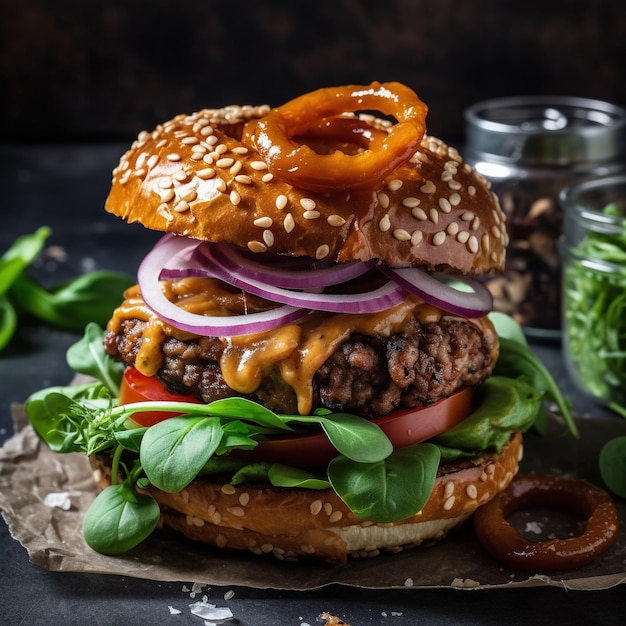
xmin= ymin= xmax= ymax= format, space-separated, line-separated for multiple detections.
xmin=474 ymin=473 xmax=620 ymax=570
xmin=246 ymin=81 xmax=428 ymax=192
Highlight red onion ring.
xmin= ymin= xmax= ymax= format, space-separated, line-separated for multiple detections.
xmin=380 ymin=266 xmax=493 ymax=318
xmin=196 ymin=243 xmax=406 ymax=313
xmin=138 ymin=235 xmax=307 ymax=336
xmin=202 ymin=242 xmax=374 ymax=289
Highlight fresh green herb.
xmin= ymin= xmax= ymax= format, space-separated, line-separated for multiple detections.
xmin=562 ymin=201 xmax=626 ymax=406
xmin=25 ymin=312 xmax=573 ymax=555
xmin=0 ymin=228 xmax=133 ymax=350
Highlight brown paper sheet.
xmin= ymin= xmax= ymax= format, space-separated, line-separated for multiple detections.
xmin=1 ymin=404 xmax=625 ymax=591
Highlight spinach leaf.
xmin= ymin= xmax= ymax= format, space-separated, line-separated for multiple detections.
xmin=66 ymin=323 xmax=125 ymax=396
xmin=206 ymin=397 xmax=292 ymax=431
xmin=82 ymin=481 xmax=160 ymax=555
xmin=599 ymin=435 xmax=626 ymax=499
xmin=268 ymin=464 xmax=331 ymax=490
xmin=0 ymin=226 xmax=50 ymax=295
xmin=328 ymin=443 xmax=440 ymax=523
xmin=10 ymin=270 xmax=133 ymax=332
xmin=140 ymin=416 xmax=224 ymax=492
xmin=0 ymin=295 xmax=17 ymax=350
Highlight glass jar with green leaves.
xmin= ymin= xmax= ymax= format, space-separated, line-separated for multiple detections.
xmin=560 ymin=175 xmax=626 ymax=409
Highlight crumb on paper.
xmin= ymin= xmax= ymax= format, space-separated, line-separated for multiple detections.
xmin=189 ymin=600 xmax=233 ymax=621
xmin=42 ymin=492 xmax=73 ymax=511
xmin=168 ymin=606 xmax=182 ymax=615
xmin=320 ymin=613 xmax=351 ymax=626
xmin=403 ymin=577 xmax=414 ymax=587
xmin=223 ymin=589 xmax=235 ymax=600
xmin=451 ymin=577 xmax=481 ymax=589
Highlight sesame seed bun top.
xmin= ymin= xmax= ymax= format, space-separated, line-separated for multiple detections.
xmin=105 ymin=104 xmax=508 ymax=274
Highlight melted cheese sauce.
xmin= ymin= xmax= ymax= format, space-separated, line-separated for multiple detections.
xmin=108 ymin=277 xmax=495 ymax=414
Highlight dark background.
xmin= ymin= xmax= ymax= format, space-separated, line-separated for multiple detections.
xmin=2 ymin=0 xmax=626 ymax=144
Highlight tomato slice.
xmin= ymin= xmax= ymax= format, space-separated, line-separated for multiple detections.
xmin=119 ymin=366 xmax=201 ymax=426
xmin=119 ymin=367 xmax=474 ymax=466
xmin=236 ymin=387 xmax=474 ymax=466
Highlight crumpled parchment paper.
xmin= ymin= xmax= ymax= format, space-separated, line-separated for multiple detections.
xmin=1 ymin=405 xmax=625 ymax=590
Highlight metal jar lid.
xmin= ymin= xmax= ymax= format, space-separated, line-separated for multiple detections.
xmin=464 ymin=95 xmax=626 ymax=165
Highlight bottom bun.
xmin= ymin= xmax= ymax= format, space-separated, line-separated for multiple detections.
xmin=90 ymin=432 xmax=522 ymax=563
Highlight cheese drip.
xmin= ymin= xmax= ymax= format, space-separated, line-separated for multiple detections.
xmin=108 ymin=277 xmax=497 ymax=414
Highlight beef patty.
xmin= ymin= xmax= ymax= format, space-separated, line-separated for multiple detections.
xmin=105 ymin=316 xmax=496 ymax=418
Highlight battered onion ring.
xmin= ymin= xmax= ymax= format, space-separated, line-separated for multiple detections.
xmin=247 ymin=81 xmax=428 ymax=192
xmin=474 ymin=474 xmax=620 ymax=571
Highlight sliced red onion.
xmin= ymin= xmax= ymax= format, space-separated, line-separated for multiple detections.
xmin=197 ymin=244 xmax=406 ymax=313
xmin=138 ymin=235 xmax=307 ymax=336
xmin=202 ymin=242 xmax=374 ymax=289
xmin=381 ymin=266 xmax=493 ymax=318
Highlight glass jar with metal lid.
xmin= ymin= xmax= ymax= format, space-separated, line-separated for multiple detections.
xmin=464 ymin=96 xmax=626 ymax=339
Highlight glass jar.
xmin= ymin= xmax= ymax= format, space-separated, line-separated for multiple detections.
xmin=559 ymin=174 xmax=626 ymax=408
xmin=464 ymin=96 xmax=626 ymax=339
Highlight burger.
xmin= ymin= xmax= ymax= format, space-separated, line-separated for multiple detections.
xmin=31 ymin=82 xmax=550 ymax=563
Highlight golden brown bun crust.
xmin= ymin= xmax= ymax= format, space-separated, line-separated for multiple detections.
xmin=90 ymin=432 xmax=522 ymax=563
xmin=105 ymin=104 xmax=507 ymax=274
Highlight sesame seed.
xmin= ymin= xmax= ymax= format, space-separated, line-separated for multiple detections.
xmin=441 ymin=171 xmax=453 ymax=182
xmin=173 ymin=200 xmax=190 ymax=213
xmin=438 ymin=198 xmax=452 ymax=213
xmin=310 ymin=500 xmax=323 ymax=516
xmin=444 ymin=482 xmax=455 ymax=498
xmin=158 ymin=177 xmax=174 ymax=189
xmin=215 ymin=143 xmax=228 ymax=155
xmin=448 ymin=180 xmax=462 ymax=190
xmin=263 ymin=230 xmax=274 ymax=247
xmin=203 ymin=154 xmax=214 ymax=164
xmin=468 ymin=185 xmax=476 ymax=196
xmin=156 ymin=139 xmax=167 ymax=149
xmin=250 ymin=160 xmax=268 ymax=171
xmin=182 ymin=136 xmax=199 ymax=145
xmin=196 ymin=167 xmax=215 ymax=180
xmin=262 ymin=173 xmax=274 ymax=182
xmin=230 ymin=190 xmax=241 ymax=205
xmin=393 ymin=228 xmax=411 ymax=241
xmin=461 ymin=211 xmax=475 ymax=221
xmin=204 ymin=134 xmax=218 ymax=145
xmin=232 ymin=146 xmax=249 ymax=155
xmin=174 ymin=170 xmax=189 ymax=182
xmin=248 ymin=240 xmax=267 ymax=253
xmin=234 ymin=174 xmax=252 ymax=184
xmin=216 ymin=534 xmax=227 ymax=548
xmin=215 ymin=178 xmax=227 ymax=193
xmin=420 ymin=180 xmax=436 ymax=194
xmin=227 ymin=506 xmax=245 ymax=517
xmin=411 ymin=230 xmax=423 ymax=246
xmin=300 ymin=198 xmax=316 ymax=210
xmin=379 ymin=214 xmax=391 ymax=232
xmin=412 ymin=207 xmax=428 ymax=221
xmin=283 ymin=213 xmax=295 ymax=233
xmin=445 ymin=223 xmax=460 ymax=238
xmin=387 ymin=179 xmax=403 ymax=191
xmin=229 ymin=160 xmax=243 ymax=176
xmin=443 ymin=495 xmax=456 ymax=511
xmin=457 ymin=231 xmax=470 ymax=244
xmin=303 ymin=210 xmax=320 ymax=220
xmin=466 ymin=484 xmax=478 ymax=499
xmin=328 ymin=511 xmax=343 ymax=523
xmin=166 ymin=153 xmax=181 ymax=162
xmin=402 ymin=196 xmax=420 ymax=208
xmin=316 ymin=244 xmax=330 ymax=260
xmin=449 ymin=192 xmax=461 ymax=206
xmin=327 ymin=214 xmax=346 ymax=227
xmin=147 ymin=155 xmax=159 ymax=169
xmin=467 ymin=235 xmax=479 ymax=253
xmin=378 ymin=192 xmax=390 ymax=209
xmin=276 ymin=194 xmax=288 ymax=210
xmin=471 ymin=216 xmax=481 ymax=230
xmin=482 ymin=233 xmax=490 ymax=253
xmin=180 ymin=189 xmax=197 ymax=203
xmin=432 ymin=231 xmax=446 ymax=246
xmin=429 ymin=208 xmax=439 ymax=224
xmin=216 ymin=157 xmax=235 ymax=168
xmin=254 ymin=216 xmax=273 ymax=228
xmin=160 ymin=188 xmax=175 ymax=203
xmin=492 ymin=225 xmax=501 ymax=240
xmin=200 ymin=125 xmax=214 ymax=136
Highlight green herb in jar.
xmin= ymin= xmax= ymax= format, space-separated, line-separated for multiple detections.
xmin=563 ymin=202 xmax=626 ymax=405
